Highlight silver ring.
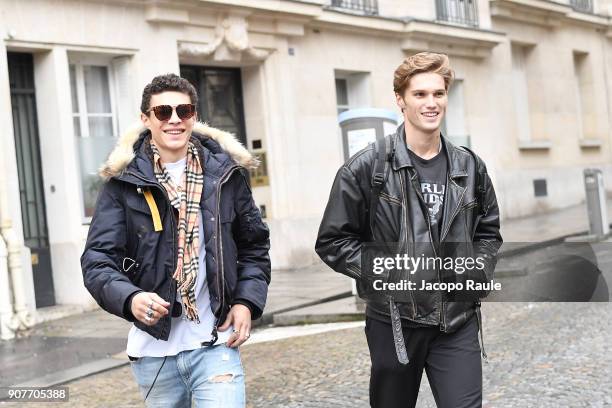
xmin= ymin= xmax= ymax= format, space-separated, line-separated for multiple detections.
xmin=146 ymin=309 xmax=154 ymax=318
xmin=148 ymin=301 xmax=154 ymax=309
xmin=145 ymin=315 xmax=152 ymax=322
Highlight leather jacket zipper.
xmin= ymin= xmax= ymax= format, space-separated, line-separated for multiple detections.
xmin=437 ymin=177 xmax=467 ymax=332
xmin=399 ymin=170 xmax=417 ymax=318
xmin=407 ymin=168 xmax=445 ymax=330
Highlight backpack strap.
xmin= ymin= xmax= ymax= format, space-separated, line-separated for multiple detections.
xmin=370 ymin=134 xmax=393 ymax=231
xmin=371 ymin=133 xmax=406 ymax=365
xmin=461 ymin=145 xmax=488 ymax=217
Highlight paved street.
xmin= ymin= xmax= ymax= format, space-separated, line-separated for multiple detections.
xmin=2 ymin=220 xmax=612 ymax=407
xmin=2 ymin=302 xmax=610 ymax=408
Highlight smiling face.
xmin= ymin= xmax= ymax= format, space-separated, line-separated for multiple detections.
xmin=141 ymin=91 xmax=196 ymax=162
xmin=396 ymin=72 xmax=448 ymax=137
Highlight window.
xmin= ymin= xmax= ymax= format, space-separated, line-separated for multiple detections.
xmin=334 ymin=71 xmax=371 ymax=116
xmin=573 ymin=51 xmax=595 ymax=141
xmin=436 ymin=0 xmax=479 ymax=27
xmin=331 ymin=0 xmax=378 ymax=15
xmin=441 ymin=80 xmax=469 ymax=147
xmin=336 ymin=78 xmax=349 ymax=115
xmin=533 ymin=179 xmax=547 ymax=197
xmin=511 ymin=44 xmax=532 ymax=143
xmin=570 ymin=0 xmax=593 ymax=13
xmin=70 ymin=63 xmax=118 ymax=219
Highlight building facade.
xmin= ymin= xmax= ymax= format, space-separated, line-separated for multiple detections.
xmin=0 ymin=0 xmax=611 ymax=338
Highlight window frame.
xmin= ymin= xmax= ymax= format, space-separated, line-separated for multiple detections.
xmin=441 ymin=79 xmax=470 ymax=148
xmin=69 ymin=54 xmax=120 ymax=224
xmin=335 ymin=78 xmax=350 ymax=115
xmin=334 ymin=70 xmax=372 ymax=116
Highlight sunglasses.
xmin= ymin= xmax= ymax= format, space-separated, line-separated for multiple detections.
xmin=147 ymin=104 xmax=196 ymax=121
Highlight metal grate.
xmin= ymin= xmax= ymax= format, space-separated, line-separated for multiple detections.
xmin=570 ymin=0 xmax=593 ymax=13
xmin=533 ymin=179 xmax=548 ymax=197
xmin=436 ymin=0 xmax=479 ymax=27
xmin=331 ymin=0 xmax=379 ymax=15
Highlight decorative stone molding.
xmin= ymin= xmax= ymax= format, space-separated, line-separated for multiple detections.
xmin=401 ymin=20 xmax=505 ymax=59
xmin=178 ymin=15 xmax=271 ymax=62
xmin=579 ymin=139 xmax=603 ymax=148
xmin=490 ymin=0 xmax=571 ymax=27
xmin=518 ymin=140 xmax=552 ymax=151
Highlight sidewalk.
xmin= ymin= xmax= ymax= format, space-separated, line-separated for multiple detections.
xmin=0 ymin=200 xmax=606 ymax=389
xmin=0 ymin=264 xmax=352 ymax=389
xmin=500 ymin=199 xmax=612 ymax=243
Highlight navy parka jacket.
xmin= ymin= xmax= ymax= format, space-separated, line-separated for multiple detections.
xmin=81 ymin=123 xmax=271 ymax=341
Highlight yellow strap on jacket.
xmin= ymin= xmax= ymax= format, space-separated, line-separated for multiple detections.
xmin=143 ymin=189 xmax=163 ymax=232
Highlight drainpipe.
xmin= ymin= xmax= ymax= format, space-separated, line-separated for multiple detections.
xmin=0 ymin=139 xmax=36 ymax=336
xmin=1 ymin=221 xmax=35 ymax=332
xmin=0 ymin=232 xmax=17 ymax=340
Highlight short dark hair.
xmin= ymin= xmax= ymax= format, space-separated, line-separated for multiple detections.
xmin=140 ymin=73 xmax=198 ymax=113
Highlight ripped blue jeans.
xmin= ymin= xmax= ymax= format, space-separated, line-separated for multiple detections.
xmin=130 ymin=344 xmax=245 ymax=408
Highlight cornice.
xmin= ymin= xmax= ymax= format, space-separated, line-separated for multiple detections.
xmin=402 ymin=20 xmax=505 ymax=59
xmin=490 ymin=0 xmax=570 ymax=27
xmin=491 ymin=0 xmax=611 ymax=29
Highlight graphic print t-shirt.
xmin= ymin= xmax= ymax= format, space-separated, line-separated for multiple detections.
xmin=407 ymin=143 xmax=448 ymax=244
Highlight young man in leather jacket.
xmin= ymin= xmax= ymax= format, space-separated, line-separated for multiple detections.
xmin=316 ymin=53 xmax=502 ymax=408
xmin=82 ymin=74 xmax=270 ymax=407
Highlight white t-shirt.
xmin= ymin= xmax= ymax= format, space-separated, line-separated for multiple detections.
xmin=126 ymin=157 xmax=232 ymax=357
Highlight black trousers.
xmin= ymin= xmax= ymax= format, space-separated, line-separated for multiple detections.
xmin=365 ymin=316 xmax=482 ymax=408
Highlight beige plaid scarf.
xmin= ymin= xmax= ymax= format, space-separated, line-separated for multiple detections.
xmin=151 ymin=140 xmax=204 ymax=323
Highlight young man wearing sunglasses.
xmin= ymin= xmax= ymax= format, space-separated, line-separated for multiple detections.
xmin=82 ymin=73 xmax=270 ymax=407
xmin=316 ymin=53 xmax=502 ymax=407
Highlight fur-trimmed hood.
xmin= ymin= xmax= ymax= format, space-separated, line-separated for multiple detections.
xmin=99 ymin=122 xmax=258 ymax=180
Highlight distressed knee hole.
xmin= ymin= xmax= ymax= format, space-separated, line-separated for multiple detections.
xmin=209 ymin=373 xmax=235 ymax=383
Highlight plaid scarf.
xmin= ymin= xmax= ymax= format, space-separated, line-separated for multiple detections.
xmin=151 ymin=140 xmax=204 ymax=323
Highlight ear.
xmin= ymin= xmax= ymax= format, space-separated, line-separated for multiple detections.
xmin=395 ymin=93 xmax=406 ymax=111
xmin=141 ymin=112 xmax=151 ymax=129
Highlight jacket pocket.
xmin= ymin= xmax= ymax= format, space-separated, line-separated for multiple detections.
xmin=126 ymin=194 xmax=156 ymax=236
xmin=125 ymin=194 xmax=152 ymax=215
xmin=122 ymin=256 xmax=143 ymax=282
xmin=461 ymin=199 xmax=478 ymax=211
xmin=380 ymin=192 xmax=402 ymax=206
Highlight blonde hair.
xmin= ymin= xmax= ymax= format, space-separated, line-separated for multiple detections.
xmin=393 ymin=52 xmax=454 ymax=95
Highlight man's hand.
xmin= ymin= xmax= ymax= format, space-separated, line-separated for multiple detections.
xmin=218 ymin=304 xmax=252 ymax=348
xmin=130 ymin=292 xmax=170 ymax=326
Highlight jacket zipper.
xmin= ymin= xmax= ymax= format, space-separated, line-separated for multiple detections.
xmin=125 ymin=171 xmax=177 ymax=340
xmin=213 ymin=165 xmax=240 ymax=330
xmin=436 ymin=175 xmax=467 ymax=331
xmin=399 ymin=170 xmax=417 ymax=318
xmin=407 ymin=168 xmax=445 ymax=330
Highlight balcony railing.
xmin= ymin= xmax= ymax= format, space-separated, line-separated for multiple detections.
xmin=436 ymin=0 xmax=479 ymax=27
xmin=330 ymin=0 xmax=379 ymax=16
xmin=570 ymin=0 xmax=593 ymax=13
